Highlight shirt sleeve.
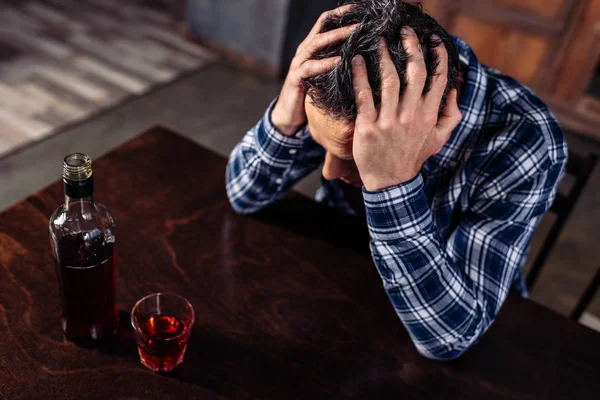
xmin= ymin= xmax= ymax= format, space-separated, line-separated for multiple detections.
xmin=363 ymin=159 xmax=565 ymax=360
xmin=226 ymin=98 xmax=326 ymax=214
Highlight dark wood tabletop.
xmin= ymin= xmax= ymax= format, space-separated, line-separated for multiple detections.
xmin=1 ymin=126 xmax=599 ymax=400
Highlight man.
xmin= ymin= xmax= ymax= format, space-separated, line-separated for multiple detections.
xmin=226 ymin=0 xmax=567 ymax=360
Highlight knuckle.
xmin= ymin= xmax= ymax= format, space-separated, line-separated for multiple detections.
xmin=411 ymin=68 xmax=427 ymax=82
xmin=298 ymin=62 xmax=311 ymax=77
xmin=356 ymin=123 xmax=374 ymax=136
xmin=381 ymin=74 xmax=400 ymax=88
xmin=435 ymin=74 xmax=448 ymax=87
xmin=406 ymin=41 xmax=424 ymax=59
xmin=406 ymin=56 xmax=426 ymax=81
xmin=306 ymin=37 xmax=317 ymax=52
xmin=399 ymin=112 xmax=415 ymax=128
xmin=324 ymin=29 xmax=344 ymax=44
xmin=290 ymin=69 xmax=303 ymax=83
xmin=403 ymin=36 xmax=420 ymax=51
xmin=411 ymin=51 xmax=425 ymax=63
xmin=378 ymin=118 xmax=395 ymax=131
xmin=305 ymin=61 xmax=318 ymax=75
xmin=291 ymin=55 xmax=304 ymax=68
xmin=357 ymin=90 xmax=372 ymax=103
xmin=312 ymin=34 xmax=326 ymax=49
xmin=320 ymin=32 xmax=334 ymax=46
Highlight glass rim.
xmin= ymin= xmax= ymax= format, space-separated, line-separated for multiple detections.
xmin=130 ymin=292 xmax=195 ymax=342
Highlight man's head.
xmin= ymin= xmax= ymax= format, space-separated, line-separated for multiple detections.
xmin=303 ymin=0 xmax=459 ymax=186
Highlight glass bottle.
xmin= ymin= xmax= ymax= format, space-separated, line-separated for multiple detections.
xmin=49 ymin=153 xmax=118 ymax=347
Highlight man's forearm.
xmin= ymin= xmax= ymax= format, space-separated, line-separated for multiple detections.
xmin=370 ymin=233 xmax=491 ymax=360
xmin=226 ymin=100 xmax=325 ymax=214
xmin=363 ymin=175 xmax=525 ymax=360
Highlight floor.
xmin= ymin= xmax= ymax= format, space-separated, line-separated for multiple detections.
xmin=0 ymin=0 xmax=215 ymax=158
xmin=0 ymin=62 xmax=599 ymax=330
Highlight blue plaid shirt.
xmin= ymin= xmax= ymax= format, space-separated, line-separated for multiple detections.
xmin=226 ymin=37 xmax=567 ymax=360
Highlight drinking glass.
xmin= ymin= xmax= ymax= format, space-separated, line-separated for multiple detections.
xmin=131 ymin=293 xmax=195 ymax=372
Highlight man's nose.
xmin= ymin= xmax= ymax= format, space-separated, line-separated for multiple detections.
xmin=322 ymin=152 xmax=354 ymax=181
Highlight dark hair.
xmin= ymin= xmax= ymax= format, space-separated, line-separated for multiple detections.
xmin=303 ymin=0 xmax=459 ymax=120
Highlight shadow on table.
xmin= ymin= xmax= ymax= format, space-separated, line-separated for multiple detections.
xmin=252 ymin=195 xmax=370 ymax=256
xmin=160 ymin=325 xmax=429 ymax=399
xmin=159 ymin=323 xmax=519 ymax=399
xmin=95 ymin=310 xmax=139 ymax=358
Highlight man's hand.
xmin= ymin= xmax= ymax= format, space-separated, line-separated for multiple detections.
xmin=351 ymin=28 xmax=462 ymax=191
xmin=271 ymin=5 xmax=358 ymax=136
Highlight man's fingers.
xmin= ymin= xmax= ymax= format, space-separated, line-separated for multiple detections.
xmin=301 ymin=24 xmax=358 ymax=59
xmin=299 ymin=4 xmax=356 ymax=56
xmin=378 ymin=38 xmax=400 ymax=117
xmin=423 ymin=36 xmax=448 ymax=113
xmin=436 ymin=89 xmax=462 ymax=141
xmin=352 ymin=55 xmax=377 ymax=121
xmin=399 ymin=27 xmax=427 ymax=110
xmin=308 ymin=4 xmax=356 ymax=37
xmin=299 ymin=57 xmax=342 ymax=79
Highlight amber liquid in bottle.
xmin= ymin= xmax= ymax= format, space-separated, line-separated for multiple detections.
xmin=50 ymin=153 xmax=118 ymax=347
xmin=54 ymin=232 xmax=117 ymax=346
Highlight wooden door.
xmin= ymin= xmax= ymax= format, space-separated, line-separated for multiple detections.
xmin=544 ymin=0 xmax=600 ymax=137
xmin=419 ymin=0 xmax=600 ymax=141
xmin=449 ymin=13 xmax=549 ymax=86
xmin=420 ymin=0 xmax=575 ymax=90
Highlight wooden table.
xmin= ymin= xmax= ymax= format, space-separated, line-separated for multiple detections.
xmin=1 ymin=127 xmax=599 ymax=400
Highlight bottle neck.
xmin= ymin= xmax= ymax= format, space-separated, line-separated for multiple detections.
xmin=65 ymin=193 xmax=95 ymax=211
xmin=63 ymin=176 xmax=95 ymax=211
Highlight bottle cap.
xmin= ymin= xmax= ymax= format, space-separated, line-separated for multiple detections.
xmin=63 ymin=153 xmax=93 ymax=182
xmin=63 ymin=153 xmax=94 ymax=198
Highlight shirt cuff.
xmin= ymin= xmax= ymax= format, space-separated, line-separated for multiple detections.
xmin=254 ymin=98 xmax=317 ymax=168
xmin=363 ymin=174 xmax=433 ymax=241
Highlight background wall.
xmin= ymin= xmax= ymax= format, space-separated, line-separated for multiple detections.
xmin=185 ymin=0 xmax=291 ymax=74
xmin=185 ymin=0 xmax=600 ymax=142
xmin=280 ymin=0 xmax=339 ymax=78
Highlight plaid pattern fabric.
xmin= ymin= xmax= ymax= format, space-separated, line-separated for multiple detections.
xmin=226 ymin=37 xmax=567 ymax=360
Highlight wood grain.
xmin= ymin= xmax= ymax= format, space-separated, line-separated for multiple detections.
xmin=490 ymin=0 xmax=566 ymax=20
xmin=0 ymin=127 xmax=599 ymax=399
xmin=433 ymin=0 xmax=600 ymax=141
xmin=450 ymin=13 xmax=548 ymax=86
xmin=550 ymin=0 xmax=600 ymax=101
xmin=447 ymin=0 xmax=567 ymax=37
